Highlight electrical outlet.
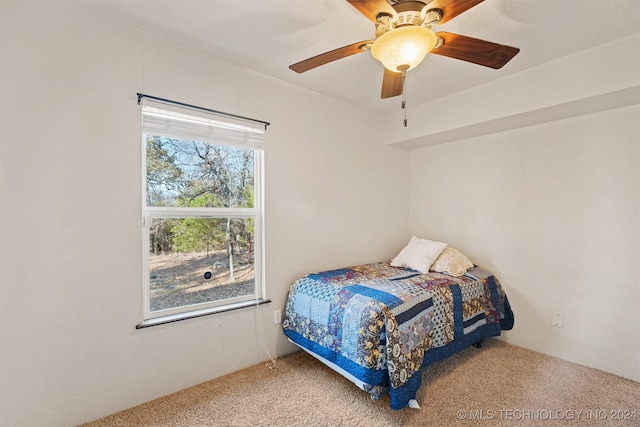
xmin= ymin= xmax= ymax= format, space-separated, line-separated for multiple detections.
xmin=273 ymin=309 xmax=281 ymax=324
xmin=551 ymin=312 xmax=564 ymax=328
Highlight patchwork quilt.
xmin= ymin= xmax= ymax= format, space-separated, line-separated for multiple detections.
xmin=282 ymin=262 xmax=514 ymax=410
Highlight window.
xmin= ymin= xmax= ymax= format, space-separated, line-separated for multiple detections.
xmin=138 ymin=95 xmax=267 ymax=327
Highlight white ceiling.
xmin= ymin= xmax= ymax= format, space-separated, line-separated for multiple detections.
xmin=68 ymin=0 xmax=640 ymax=114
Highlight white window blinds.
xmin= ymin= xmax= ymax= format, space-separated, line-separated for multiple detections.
xmin=140 ymin=97 xmax=265 ymax=151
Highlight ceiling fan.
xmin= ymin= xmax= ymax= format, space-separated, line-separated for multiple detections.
xmin=289 ymin=0 xmax=520 ymax=99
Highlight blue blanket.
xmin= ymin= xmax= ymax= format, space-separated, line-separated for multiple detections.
xmin=282 ymin=262 xmax=513 ymax=410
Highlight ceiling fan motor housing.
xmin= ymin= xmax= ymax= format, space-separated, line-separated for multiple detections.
xmin=375 ymin=1 xmax=442 ymax=37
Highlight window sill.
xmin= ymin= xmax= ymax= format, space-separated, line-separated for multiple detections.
xmin=136 ymin=298 xmax=271 ymax=329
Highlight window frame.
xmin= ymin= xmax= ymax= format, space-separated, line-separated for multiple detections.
xmin=137 ymin=97 xmax=268 ymax=328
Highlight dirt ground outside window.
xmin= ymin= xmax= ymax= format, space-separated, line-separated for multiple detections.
xmin=149 ymin=250 xmax=254 ymax=312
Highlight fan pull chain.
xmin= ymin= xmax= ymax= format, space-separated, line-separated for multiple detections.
xmin=401 ymin=71 xmax=407 ymax=127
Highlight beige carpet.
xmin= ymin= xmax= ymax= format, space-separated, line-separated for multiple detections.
xmin=83 ymin=339 xmax=639 ymax=426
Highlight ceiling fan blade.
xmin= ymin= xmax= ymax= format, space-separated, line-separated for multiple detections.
xmin=432 ymin=32 xmax=520 ymax=69
xmin=381 ymin=68 xmax=404 ymax=99
xmin=427 ymin=0 xmax=484 ymax=24
xmin=346 ymin=0 xmax=395 ymax=23
xmin=289 ymin=40 xmax=373 ymax=73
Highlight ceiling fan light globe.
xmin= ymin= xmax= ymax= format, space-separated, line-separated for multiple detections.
xmin=371 ymin=26 xmax=437 ymax=73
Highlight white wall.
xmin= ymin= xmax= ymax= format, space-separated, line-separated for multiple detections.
xmin=0 ymin=2 xmax=409 ymax=426
xmin=401 ymin=30 xmax=640 ymax=382
xmin=408 ymin=105 xmax=640 ymax=382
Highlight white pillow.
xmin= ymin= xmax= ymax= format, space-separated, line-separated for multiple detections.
xmin=390 ymin=236 xmax=447 ymax=273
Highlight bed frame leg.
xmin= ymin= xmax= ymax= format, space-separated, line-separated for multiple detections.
xmin=474 ymin=340 xmax=483 ymax=348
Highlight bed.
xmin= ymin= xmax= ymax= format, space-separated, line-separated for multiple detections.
xmin=282 ymin=239 xmax=514 ymax=410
